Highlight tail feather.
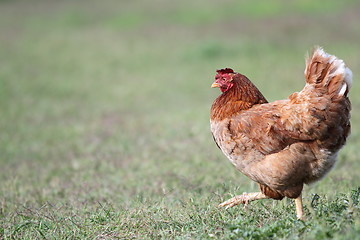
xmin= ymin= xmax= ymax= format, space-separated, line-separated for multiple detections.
xmin=304 ymin=47 xmax=352 ymax=97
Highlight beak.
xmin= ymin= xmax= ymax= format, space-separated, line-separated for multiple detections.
xmin=211 ymin=82 xmax=220 ymax=88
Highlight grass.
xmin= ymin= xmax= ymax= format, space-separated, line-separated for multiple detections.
xmin=1 ymin=0 xmax=360 ymax=239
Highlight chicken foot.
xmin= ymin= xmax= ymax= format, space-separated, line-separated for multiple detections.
xmin=218 ymin=192 xmax=268 ymax=209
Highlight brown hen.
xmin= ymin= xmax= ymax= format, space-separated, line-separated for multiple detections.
xmin=210 ymin=47 xmax=352 ymax=220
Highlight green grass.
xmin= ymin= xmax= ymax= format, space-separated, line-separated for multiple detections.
xmin=1 ymin=0 xmax=360 ymax=239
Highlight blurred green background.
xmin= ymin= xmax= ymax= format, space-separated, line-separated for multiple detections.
xmin=1 ymin=0 xmax=359 ymax=239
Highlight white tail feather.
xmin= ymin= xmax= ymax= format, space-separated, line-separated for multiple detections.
xmin=305 ymin=47 xmax=352 ymax=97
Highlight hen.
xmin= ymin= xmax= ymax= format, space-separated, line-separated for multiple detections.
xmin=210 ymin=47 xmax=352 ymax=220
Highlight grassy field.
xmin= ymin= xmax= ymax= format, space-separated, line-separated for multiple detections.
xmin=1 ymin=0 xmax=360 ymax=239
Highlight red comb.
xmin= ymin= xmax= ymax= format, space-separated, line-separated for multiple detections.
xmin=216 ymin=68 xmax=234 ymax=74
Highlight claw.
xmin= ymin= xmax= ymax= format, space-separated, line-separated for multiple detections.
xmin=218 ymin=192 xmax=268 ymax=209
xmin=219 ymin=194 xmax=249 ymax=209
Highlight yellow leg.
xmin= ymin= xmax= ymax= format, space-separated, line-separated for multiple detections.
xmin=219 ymin=192 xmax=269 ymax=209
xmin=295 ymin=194 xmax=305 ymax=220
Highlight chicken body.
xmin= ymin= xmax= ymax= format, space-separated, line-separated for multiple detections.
xmin=210 ymin=48 xmax=352 ymax=219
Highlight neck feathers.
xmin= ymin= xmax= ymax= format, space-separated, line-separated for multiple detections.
xmin=210 ymin=74 xmax=267 ymax=121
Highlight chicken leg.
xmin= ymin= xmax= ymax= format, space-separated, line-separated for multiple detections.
xmin=294 ymin=194 xmax=305 ymax=220
xmin=220 ymin=192 xmax=305 ymax=220
xmin=219 ymin=192 xmax=269 ymax=209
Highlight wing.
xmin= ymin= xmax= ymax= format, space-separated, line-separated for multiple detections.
xmin=227 ymin=97 xmax=332 ymax=156
xmin=226 ymin=88 xmax=350 ymax=155
xmin=227 ymin=100 xmax=297 ymax=156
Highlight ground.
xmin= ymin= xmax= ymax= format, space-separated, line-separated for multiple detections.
xmin=0 ymin=0 xmax=359 ymax=239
